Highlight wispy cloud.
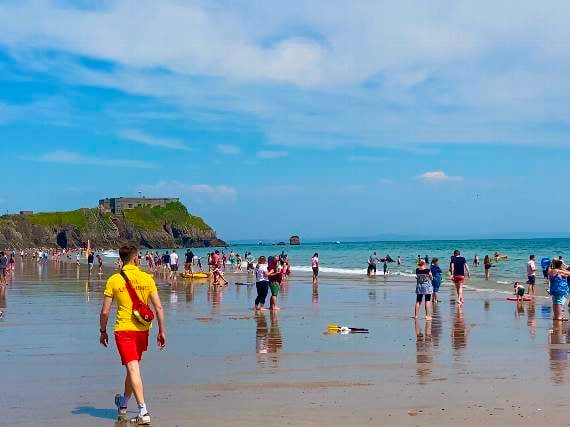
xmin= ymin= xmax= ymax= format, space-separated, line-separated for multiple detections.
xmin=118 ymin=129 xmax=190 ymax=151
xmin=418 ymin=171 xmax=463 ymax=183
xmin=217 ymin=144 xmax=241 ymax=155
xmin=138 ymin=181 xmax=237 ymax=203
xmin=38 ymin=150 xmax=154 ymax=169
xmin=257 ymin=150 xmax=288 ymax=159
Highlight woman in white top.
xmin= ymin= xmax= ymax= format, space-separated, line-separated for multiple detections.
xmin=254 ymin=256 xmax=269 ymax=311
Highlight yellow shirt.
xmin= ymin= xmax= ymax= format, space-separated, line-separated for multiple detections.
xmin=103 ymin=264 xmax=158 ymax=332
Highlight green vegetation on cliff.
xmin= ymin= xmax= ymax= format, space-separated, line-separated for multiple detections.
xmin=28 ymin=209 xmax=100 ymax=231
xmin=123 ymin=202 xmax=210 ymax=231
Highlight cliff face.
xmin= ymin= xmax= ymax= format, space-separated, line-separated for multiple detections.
xmin=0 ymin=202 xmax=225 ymax=249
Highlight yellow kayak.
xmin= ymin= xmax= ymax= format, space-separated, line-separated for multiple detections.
xmin=179 ymin=272 xmax=210 ymax=279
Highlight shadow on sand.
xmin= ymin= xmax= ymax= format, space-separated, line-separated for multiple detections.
xmin=71 ymin=406 xmax=117 ymax=420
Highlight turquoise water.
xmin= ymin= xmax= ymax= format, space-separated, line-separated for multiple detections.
xmin=103 ymin=238 xmax=570 ymax=294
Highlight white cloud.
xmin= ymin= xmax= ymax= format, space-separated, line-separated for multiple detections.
xmin=257 ymin=150 xmax=288 ymax=159
xmin=118 ymin=129 xmax=190 ymax=151
xmin=217 ymin=144 xmax=241 ymax=155
xmin=2 ymin=0 xmax=570 ymax=150
xmin=138 ymin=181 xmax=237 ymax=203
xmin=37 ymin=150 xmax=154 ymax=169
xmin=418 ymin=170 xmax=463 ymax=183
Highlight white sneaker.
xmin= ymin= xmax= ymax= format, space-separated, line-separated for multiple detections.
xmin=130 ymin=413 xmax=151 ymax=425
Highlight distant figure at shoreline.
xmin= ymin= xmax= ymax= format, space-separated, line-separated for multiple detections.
xmin=473 ymin=254 xmax=479 ymax=267
xmin=527 ymin=255 xmax=537 ymax=295
xmin=311 ymin=253 xmax=319 ymax=284
xmin=484 ymin=255 xmax=492 ymax=280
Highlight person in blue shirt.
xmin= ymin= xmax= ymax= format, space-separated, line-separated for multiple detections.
xmin=541 ymin=257 xmax=551 ymax=283
xmin=430 ymin=258 xmax=443 ymax=304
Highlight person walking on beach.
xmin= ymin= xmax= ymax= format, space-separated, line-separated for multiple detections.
xmin=397 ymin=256 xmax=401 ymax=266
xmin=254 ymin=256 xmax=269 ymax=311
xmin=450 ymin=250 xmax=470 ymax=305
xmin=484 ymin=255 xmax=492 ymax=280
xmin=414 ymin=260 xmax=433 ymax=320
xmin=473 ymin=255 xmax=479 ymax=267
xmin=99 ymin=245 xmax=166 ymax=425
xmin=168 ymin=250 xmax=179 ymax=280
xmin=430 ymin=258 xmax=443 ymax=304
xmin=527 ymin=255 xmax=537 ymax=295
xmin=97 ymin=254 xmax=103 ymax=275
xmin=312 ymin=253 xmax=319 ymax=284
xmin=0 ymin=251 xmax=8 ymax=285
xmin=88 ymin=251 xmax=95 ymax=276
xmin=268 ymin=255 xmax=282 ymax=311
xmin=548 ymin=259 xmax=570 ymax=321
xmin=184 ymin=249 xmax=194 ymax=274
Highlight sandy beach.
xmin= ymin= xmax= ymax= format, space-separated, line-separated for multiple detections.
xmin=1 ymin=259 xmax=569 ymax=426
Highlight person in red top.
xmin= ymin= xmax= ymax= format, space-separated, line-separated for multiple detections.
xmin=212 ymin=250 xmax=228 ymax=286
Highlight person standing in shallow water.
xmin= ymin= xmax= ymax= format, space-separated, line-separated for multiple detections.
xmin=99 ymin=245 xmax=166 ymax=425
xmin=254 ymin=256 xmax=269 ymax=311
xmin=267 ymin=256 xmax=281 ymax=311
xmin=548 ymin=259 xmax=570 ymax=321
xmin=311 ymin=253 xmax=319 ymax=284
xmin=484 ymin=255 xmax=492 ymax=281
xmin=414 ymin=259 xmax=433 ymax=320
xmin=450 ymin=250 xmax=470 ymax=305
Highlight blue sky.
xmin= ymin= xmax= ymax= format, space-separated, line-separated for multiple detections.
xmin=1 ymin=0 xmax=569 ymax=241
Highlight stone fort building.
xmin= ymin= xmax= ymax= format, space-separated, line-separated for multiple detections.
xmin=99 ymin=197 xmax=179 ymax=214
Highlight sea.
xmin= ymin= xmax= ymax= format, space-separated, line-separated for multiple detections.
xmin=100 ymin=238 xmax=570 ymax=297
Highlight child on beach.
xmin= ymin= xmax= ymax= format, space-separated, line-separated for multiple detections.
xmin=254 ymin=256 xmax=269 ymax=311
xmin=513 ymin=282 xmax=525 ymax=302
xmin=415 ymin=260 xmax=433 ymax=320
xmin=430 ymin=258 xmax=442 ymax=304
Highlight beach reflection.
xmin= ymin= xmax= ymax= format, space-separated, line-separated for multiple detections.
xmin=185 ymin=282 xmax=194 ymax=304
xmin=312 ymin=283 xmax=319 ymax=304
xmin=430 ymin=303 xmax=442 ymax=348
xmin=451 ymin=304 xmax=468 ymax=356
xmin=255 ymin=311 xmax=282 ymax=367
xmin=415 ymin=319 xmax=433 ymax=385
xmin=0 ymin=285 xmax=6 ymax=312
xmin=548 ymin=322 xmax=570 ymax=385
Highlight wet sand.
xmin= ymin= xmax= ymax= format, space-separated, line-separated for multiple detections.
xmin=1 ymin=260 xmax=570 ymax=426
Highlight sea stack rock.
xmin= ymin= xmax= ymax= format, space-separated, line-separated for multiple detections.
xmin=289 ymin=235 xmax=300 ymax=246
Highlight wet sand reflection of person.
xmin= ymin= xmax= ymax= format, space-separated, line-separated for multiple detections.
xmin=268 ymin=310 xmax=283 ymax=367
xmin=313 ymin=283 xmax=319 ymax=304
xmin=0 ymin=284 xmax=6 ymax=316
xmin=415 ymin=319 xmax=433 ymax=385
xmin=548 ymin=322 xmax=569 ymax=385
xmin=185 ymin=282 xmax=195 ymax=304
xmin=255 ymin=312 xmax=269 ymax=356
xmin=527 ymin=301 xmax=536 ymax=337
xmin=430 ymin=303 xmax=442 ymax=348
xmin=451 ymin=304 xmax=468 ymax=356
xmin=208 ymin=283 xmax=223 ymax=316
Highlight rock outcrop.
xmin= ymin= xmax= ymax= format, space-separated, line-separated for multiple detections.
xmin=0 ymin=202 xmax=225 ymax=249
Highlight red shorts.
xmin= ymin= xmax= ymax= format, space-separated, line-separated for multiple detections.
xmin=115 ymin=331 xmax=149 ymax=365
xmin=452 ymin=275 xmax=465 ymax=285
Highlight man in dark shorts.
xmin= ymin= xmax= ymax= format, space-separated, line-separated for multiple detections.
xmin=450 ymin=250 xmax=470 ymax=305
xmin=184 ymin=249 xmax=194 ymax=274
xmin=527 ymin=255 xmax=537 ymax=295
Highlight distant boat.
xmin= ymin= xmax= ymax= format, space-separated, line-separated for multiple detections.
xmin=335 ymin=241 xmax=341 ymax=244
